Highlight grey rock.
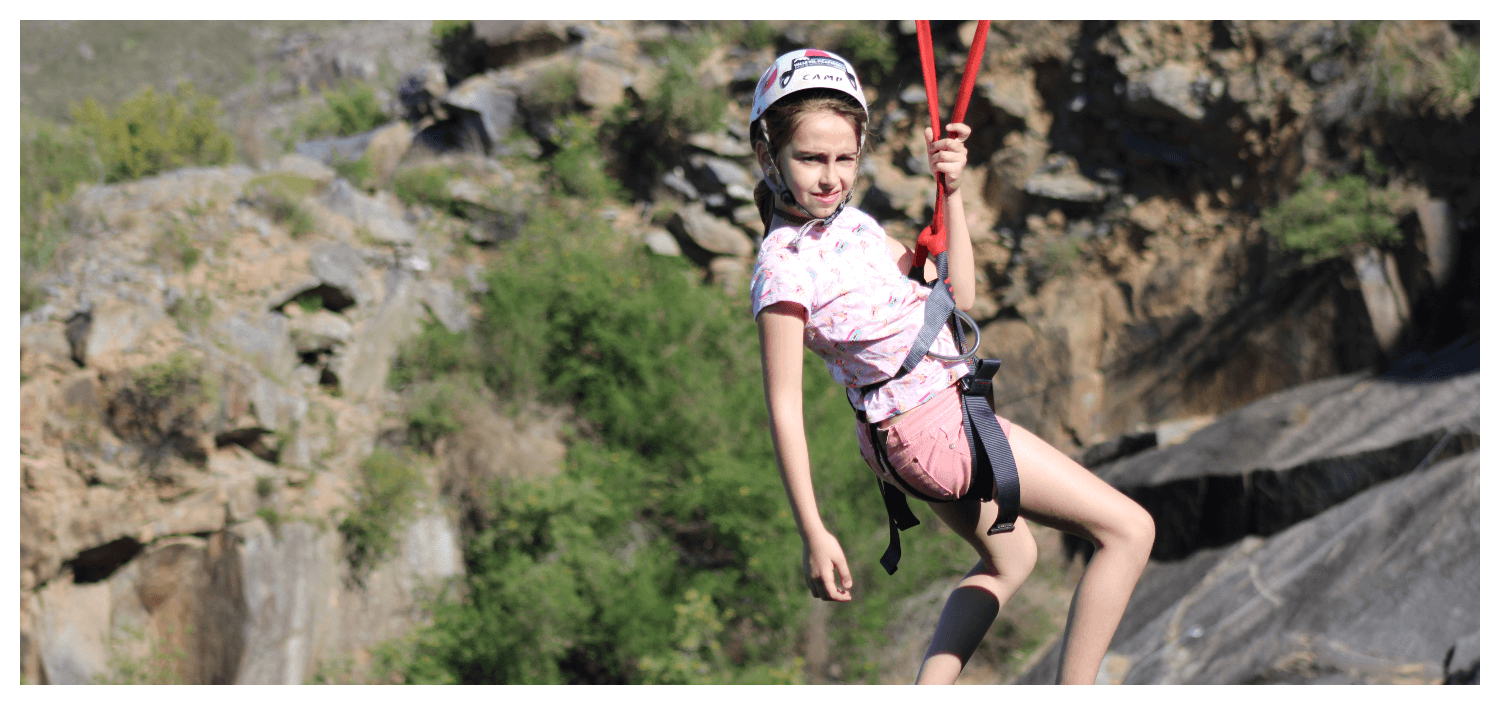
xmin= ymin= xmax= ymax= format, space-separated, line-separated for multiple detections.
xmin=322 ymin=179 xmax=415 ymax=244
xmin=295 ymin=130 xmax=374 ymax=166
xmin=418 ymin=280 xmax=470 ymax=333
xmin=287 ymin=310 xmax=354 ymax=353
xmin=30 ymin=578 xmax=111 ymax=683
xmin=442 ymin=74 xmax=521 ymax=152
xmin=83 ymin=300 xmax=167 ymax=366
xmin=308 ymin=243 xmax=371 ymax=303
xmin=688 ymin=131 xmax=754 ymax=158
xmin=328 ymin=271 xmax=422 ymax=401
xmin=1023 ymin=172 xmax=1108 ymax=203
xmin=275 ymin=153 xmax=336 ymax=183
xmin=899 ymin=84 xmax=928 ymax=104
xmin=690 ymin=154 xmax=756 ymax=202
xmin=577 ymin=60 xmax=627 ymax=108
xmin=643 ymin=227 xmax=682 ymax=257
xmin=1079 ymin=431 xmax=1158 ymax=469
xmin=216 ymin=312 xmax=298 ymax=382
xmin=235 ymin=519 xmax=339 ymax=685
xmin=1443 ymin=632 xmax=1479 ymax=684
xmin=1094 ymin=370 xmax=1479 ymax=560
xmin=661 ymin=166 xmax=700 ymax=200
xmin=670 ymin=202 xmax=753 ymax=258
xmin=1124 ymin=62 xmax=1206 ymax=124
xmin=1020 ymin=450 xmax=1480 ymax=684
xmin=471 ymin=20 xmax=568 ymax=67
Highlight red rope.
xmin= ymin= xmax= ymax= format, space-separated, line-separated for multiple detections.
xmin=909 ymin=20 xmax=991 ymax=280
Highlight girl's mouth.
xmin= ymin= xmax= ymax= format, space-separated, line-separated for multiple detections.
xmin=812 ymin=191 xmax=841 ymax=205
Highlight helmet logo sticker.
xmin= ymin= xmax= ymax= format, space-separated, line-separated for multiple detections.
xmin=783 ymin=55 xmax=855 ymax=89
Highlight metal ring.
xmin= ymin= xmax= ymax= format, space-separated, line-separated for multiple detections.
xmin=927 ymin=309 xmax=982 ymax=362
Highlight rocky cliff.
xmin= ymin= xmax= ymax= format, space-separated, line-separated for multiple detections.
xmin=18 ymin=20 xmax=1478 ymax=684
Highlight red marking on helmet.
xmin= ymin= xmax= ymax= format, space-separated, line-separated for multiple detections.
xmin=758 ymin=66 xmax=776 ymax=95
xmin=804 ymin=49 xmax=832 ymax=58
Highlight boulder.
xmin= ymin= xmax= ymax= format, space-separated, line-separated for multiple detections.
xmin=1023 ymin=172 xmax=1108 ymax=203
xmin=668 ymin=202 xmax=753 ymax=258
xmin=1124 ymin=62 xmax=1207 ymax=124
xmin=327 ymin=270 xmax=422 ymax=401
xmin=576 ymin=59 xmax=627 ymax=108
xmin=442 ymin=73 xmax=521 ymax=153
xmin=471 ymin=20 xmax=569 ymax=68
xmin=306 ymin=242 xmax=374 ymax=307
xmin=417 ymin=279 xmax=470 ymax=333
xmin=287 ymin=309 xmax=354 ymax=354
xmin=687 ymin=131 xmax=753 ymax=158
xmin=81 ymin=300 xmax=171 ymax=368
xmin=31 ymin=577 xmax=112 ymax=684
xmin=643 ymin=227 xmax=682 ymax=257
xmin=216 ymin=312 xmax=299 ymax=382
xmin=21 ymin=319 xmax=76 ymax=377
xmin=362 ymin=122 xmax=414 ymax=187
xmin=689 ymin=154 xmax=756 ymax=203
xmin=1018 ymin=450 xmax=1480 ymax=684
xmin=1093 ymin=370 xmax=1479 ymax=559
xmin=295 ymin=131 xmax=374 ymax=166
xmin=275 ymin=153 xmax=337 ymax=184
xmin=321 ymin=179 xmax=416 ymax=245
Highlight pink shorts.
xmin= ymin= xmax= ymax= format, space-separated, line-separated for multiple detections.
xmin=856 ymin=383 xmax=1015 ymax=502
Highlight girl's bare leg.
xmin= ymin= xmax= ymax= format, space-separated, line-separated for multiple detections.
xmin=1003 ymin=422 xmax=1155 ymax=684
xmin=914 ymin=503 xmax=1037 ymax=684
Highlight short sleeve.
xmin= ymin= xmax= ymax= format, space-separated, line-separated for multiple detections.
xmin=750 ymin=249 xmax=814 ymax=320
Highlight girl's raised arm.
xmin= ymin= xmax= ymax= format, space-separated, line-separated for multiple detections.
xmin=758 ymin=301 xmax=853 ymax=602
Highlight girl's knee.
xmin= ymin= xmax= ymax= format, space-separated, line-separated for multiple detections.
xmin=977 ymin=522 xmax=1037 ymax=582
xmin=1114 ymin=501 xmax=1155 ymax=560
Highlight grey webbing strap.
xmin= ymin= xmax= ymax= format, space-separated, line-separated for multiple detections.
xmin=959 ymin=361 xmax=1020 ymax=535
xmin=900 ymin=251 xmax=956 ymax=376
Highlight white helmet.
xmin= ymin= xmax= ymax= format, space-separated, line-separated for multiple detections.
xmin=749 ymin=48 xmax=869 ymax=127
xmin=750 ymin=49 xmax=869 ymax=222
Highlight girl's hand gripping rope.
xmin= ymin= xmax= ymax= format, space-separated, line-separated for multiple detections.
xmin=926 ymin=122 xmax=970 ymax=195
xmin=803 ymin=528 xmax=854 ymax=602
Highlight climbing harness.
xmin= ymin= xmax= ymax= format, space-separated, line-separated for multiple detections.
xmin=854 ymin=20 xmax=1024 ymax=575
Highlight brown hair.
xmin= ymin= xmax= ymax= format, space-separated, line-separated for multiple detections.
xmin=751 ymin=90 xmax=868 ymax=233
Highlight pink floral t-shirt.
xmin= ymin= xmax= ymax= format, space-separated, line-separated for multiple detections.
xmin=750 ymin=207 xmax=969 ymax=423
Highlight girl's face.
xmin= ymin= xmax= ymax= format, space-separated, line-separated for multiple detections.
xmin=776 ymin=110 xmax=859 ymax=219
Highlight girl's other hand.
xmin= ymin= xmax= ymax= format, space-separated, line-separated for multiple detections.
xmin=925 ymin=122 xmax=971 ymax=193
xmin=803 ymin=529 xmax=854 ymax=602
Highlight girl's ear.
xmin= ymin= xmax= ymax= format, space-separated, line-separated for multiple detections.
xmin=754 ymin=141 xmax=774 ymax=176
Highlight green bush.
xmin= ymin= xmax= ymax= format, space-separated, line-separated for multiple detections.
xmin=20 ymin=117 xmax=102 ymax=310
xmin=339 ymin=449 xmax=424 ymax=578
xmin=392 ymin=164 xmax=465 ymax=217
xmin=547 ymin=115 xmax=623 ymax=203
xmin=287 ymin=81 xmax=390 ymax=145
xmin=834 ymin=21 xmax=897 ymax=86
xmin=72 ymin=83 xmax=235 ymax=183
xmin=1262 ymin=171 xmax=1401 ymax=264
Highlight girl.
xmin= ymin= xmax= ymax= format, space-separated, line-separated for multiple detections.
xmin=748 ymin=49 xmax=1155 ymax=685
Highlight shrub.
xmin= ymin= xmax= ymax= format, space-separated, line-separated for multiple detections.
xmin=547 ymin=115 xmax=623 ymax=202
xmin=834 ymin=21 xmax=897 ymax=86
xmin=20 ymin=117 xmax=102 ymax=310
xmin=109 ymin=351 xmax=215 ymax=472
xmin=72 ymin=83 xmax=235 ymax=183
xmin=1262 ymin=171 xmax=1401 ymax=264
xmin=339 ymin=449 xmax=424 ymax=578
xmin=288 ymin=81 xmax=390 ymax=144
xmin=392 ymin=164 xmax=464 ymax=216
